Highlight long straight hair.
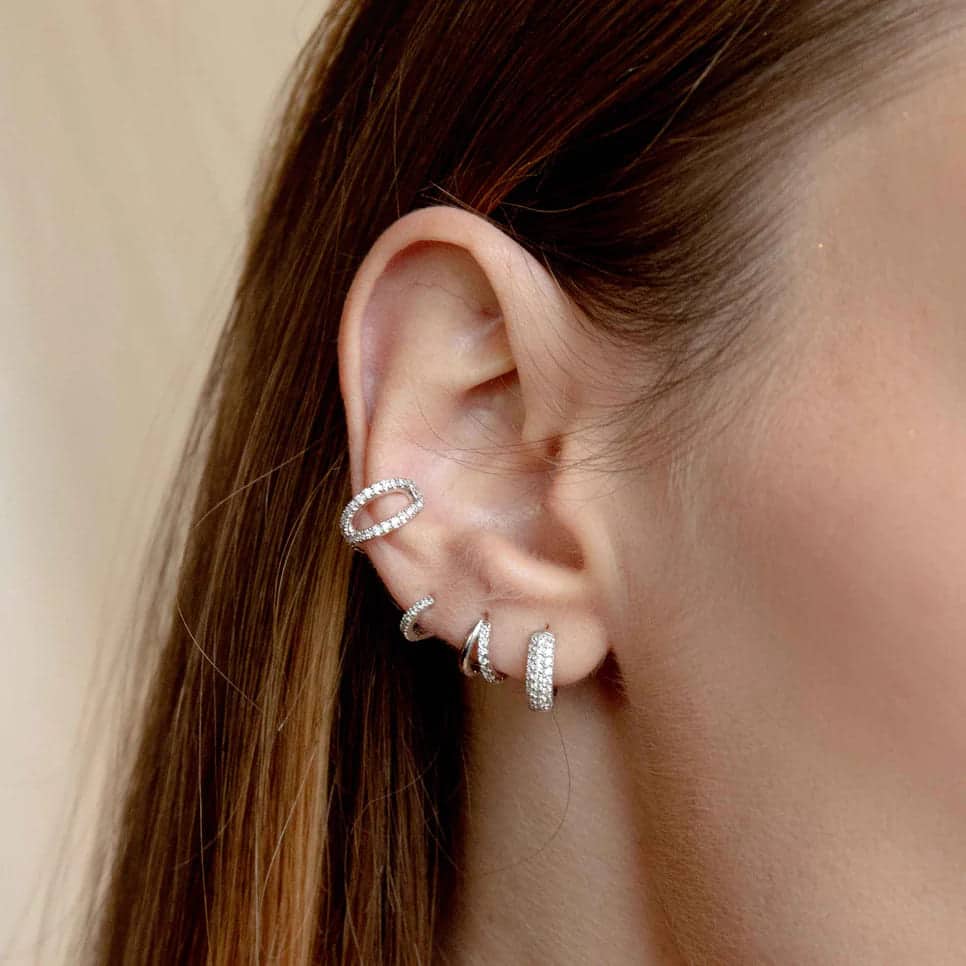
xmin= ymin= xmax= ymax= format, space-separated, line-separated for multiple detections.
xmin=89 ymin=2 xmax=958 ymax=962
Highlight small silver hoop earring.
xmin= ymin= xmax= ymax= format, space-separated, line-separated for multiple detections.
xmin=476 ymin=619 xmax=506 ymax=684
xmin=339 ymin=477 xmax=424 ymax=546
xmin=460 ymin=616 xmax=505 ymax=683
xmin=400 ymin=595 xmax=435 ymax=642
xmin=525 ymin=627 xmax=556 ymax=711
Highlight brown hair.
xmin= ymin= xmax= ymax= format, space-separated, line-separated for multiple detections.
xmin=88 ymin=1 xmax=959 ymax=962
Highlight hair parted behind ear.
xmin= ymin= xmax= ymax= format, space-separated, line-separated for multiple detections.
xmin=86 ymin=1 xmax=960 ymax=963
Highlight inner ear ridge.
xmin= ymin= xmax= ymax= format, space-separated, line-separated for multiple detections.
xmin=463 ymin=369 xmax=525 ymax=442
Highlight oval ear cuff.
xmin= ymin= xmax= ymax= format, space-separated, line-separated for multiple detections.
xmin=339 ymin=477 xmax=424 ymax=545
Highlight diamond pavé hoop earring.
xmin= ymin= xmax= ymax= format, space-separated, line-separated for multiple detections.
xmin=525 ymin=627 xmax=556 ymax=711
xmin=399 ymin=594 xmax=435 ymax=641
xmin=460 ymin=616 xmax=505 ymax=684
xmin=475 ymin=617 xmax=506 ymax=684
xmin=339 ymin=477 xmax=424 ymax=546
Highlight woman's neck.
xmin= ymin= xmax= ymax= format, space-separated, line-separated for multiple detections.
xmin=437 ymin=661 xmax=680 ymax=964
xmin=439 ymin=632 xmax=966 ymax=964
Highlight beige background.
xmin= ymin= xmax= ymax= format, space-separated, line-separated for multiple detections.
xmin=0 ymin=4 xmax=317 ymax=961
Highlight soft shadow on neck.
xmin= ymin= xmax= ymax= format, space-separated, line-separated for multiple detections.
xmin=436 ymin=655 xmax=682 ymax=965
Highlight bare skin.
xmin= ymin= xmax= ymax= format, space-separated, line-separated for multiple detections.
xmin=339 ymin=32 xmax=966 ymax=965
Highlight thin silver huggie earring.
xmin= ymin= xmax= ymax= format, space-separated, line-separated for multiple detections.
xmin=460 ymin=618 xmax=485 ymax=677
xmin=460 ymin=616 xmax=506 ymax=684
xmin=525 ymin=626 xmax=556 ymax=711
xmin=339 ymin=477 xmax=424 ymax=546
xmin=474 ymin=616 xmax=506 ymax=684
xmin=400 ymin=595 xmax=435 ymax=641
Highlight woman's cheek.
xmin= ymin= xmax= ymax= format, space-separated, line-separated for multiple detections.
xmin=722 ymin=305 xmax=966 ymax=802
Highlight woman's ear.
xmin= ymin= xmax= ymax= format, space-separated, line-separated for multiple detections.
xmin=338 ymin=204 xmax=624 ymax=688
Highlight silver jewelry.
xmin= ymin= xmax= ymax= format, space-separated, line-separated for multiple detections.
xmin=460 ymin=618 xmax=487 ymax=677
xmin=459 ymin=616 xmax=504 ymax=683
xmin=400 ymin=595 xmax=435 ymax=641
xmin=475 ymin=618 xmax=506 ymax=684
xmin=339 ymin=477 xmax=424 ymax=546
xmin=525 ymin=627 xmax=556 ymax=711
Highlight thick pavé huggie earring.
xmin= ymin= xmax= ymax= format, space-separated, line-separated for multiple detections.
xmin=400 ymin=595 xmax=435 ymax=642
xmin=339 ymin=477 xmax=424 ymax=546
xmin=526 ymin=627 xmax=556 ymax=711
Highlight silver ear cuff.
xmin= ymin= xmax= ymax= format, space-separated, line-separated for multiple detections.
xmin=339 ymin=477 xmax=424 ymax=546
xmin=526 ymin=628 xmax=556 ymax=711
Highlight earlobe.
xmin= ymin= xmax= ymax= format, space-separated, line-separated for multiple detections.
xmin=337 ymin=204 xmax=615 ymax=697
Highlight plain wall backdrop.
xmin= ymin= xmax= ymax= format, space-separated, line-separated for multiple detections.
xmin=0 ymin=4 xmax=318 ymax=961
